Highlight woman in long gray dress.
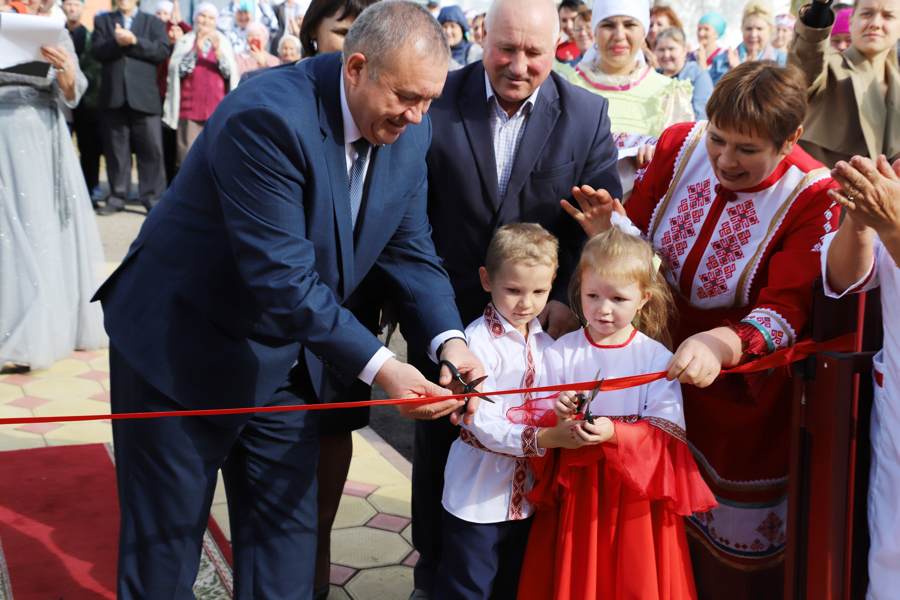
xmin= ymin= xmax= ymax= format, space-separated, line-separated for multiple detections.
xmin=0 ymin=12 xmax=108 ymax=370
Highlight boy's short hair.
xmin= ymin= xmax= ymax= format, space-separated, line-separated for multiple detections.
xmin=484 ymin=223 xmax=559 ymax=275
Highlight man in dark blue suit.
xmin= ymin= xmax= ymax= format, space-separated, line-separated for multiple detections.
xmin=93 ymin=3 xmax=483 ymax=598
xmin=408 ymin=0 xmax=622 ymax=596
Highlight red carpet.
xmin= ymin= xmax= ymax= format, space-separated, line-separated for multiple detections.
xmin=0 ymin=443 xmax=232 ymax=598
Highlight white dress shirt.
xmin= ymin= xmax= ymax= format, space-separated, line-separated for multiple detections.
xmin=484 ymin=71 xmax=540 ymax=199
xmin=338 ymin=73 xmax=465 ymax=383
xmin=443 ymin=305 xmax=552 ymax=523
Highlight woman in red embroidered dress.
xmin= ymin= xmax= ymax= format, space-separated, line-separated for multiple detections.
xmin=562 ymin=61 xmax=841 ymax=599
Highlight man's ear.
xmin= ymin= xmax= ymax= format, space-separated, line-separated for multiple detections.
xmin=345 ymin=52 xmax=367 ymax=87
xmin=479 ymin=267 xmax=492 ymax=292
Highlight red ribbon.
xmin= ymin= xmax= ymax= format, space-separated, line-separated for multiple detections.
xmin=0 ymin=333 xmax=857 ymax=426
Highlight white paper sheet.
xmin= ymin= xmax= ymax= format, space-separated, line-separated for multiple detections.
xmin=0 ymin=12 xmax=65 ymax=70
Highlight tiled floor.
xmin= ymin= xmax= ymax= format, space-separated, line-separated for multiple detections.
xmin=0 ymin=353 xmax=417 ymax=599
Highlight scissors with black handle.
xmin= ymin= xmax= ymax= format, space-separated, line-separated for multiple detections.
xmin=574 ymin=367 xmax=604 ymax=426
xmin=438 ymin=359 xmax=494 ymax=409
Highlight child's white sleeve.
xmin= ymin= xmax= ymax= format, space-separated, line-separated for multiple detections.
xmin=463 ymin=380 xmax=545 ymax=458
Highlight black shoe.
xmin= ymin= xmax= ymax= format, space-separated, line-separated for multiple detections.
xmin=96 ymin=203 xmax=123 ymax=216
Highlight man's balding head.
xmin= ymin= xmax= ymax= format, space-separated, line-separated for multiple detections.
xmin=482 ymin=0 xmax=561 ymax=116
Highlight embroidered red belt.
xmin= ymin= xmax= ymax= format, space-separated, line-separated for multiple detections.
xmin=459 ymin=428 xmax=533 ymax=521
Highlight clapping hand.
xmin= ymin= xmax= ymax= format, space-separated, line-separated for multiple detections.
xmin=726 ymin=47 xmax=740 ymax=68
xmin=560 ymin=184 xmax=626 ymax=237
xmin=114 ymin=23 xmax=137 ymax=46
xmin=829 ymin=155 xmax=900 ymax=235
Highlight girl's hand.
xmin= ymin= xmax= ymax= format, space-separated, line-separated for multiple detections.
xmin=561 ymin=184 xmax=626 ymax=238
xmin=628 ymin=144 xmax=656 ymax=169
xmin=573 ymin=417 xmax=617 ymax=446
xmin=554 ymin=391 xmax=579 ymax=420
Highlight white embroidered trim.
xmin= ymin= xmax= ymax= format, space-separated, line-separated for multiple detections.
xmin=647 ymin=121 xmax=706 ymax=237
xmin=740 ymin=171 xmax=831 ymax=306
xmin=747 ymin=307 xmax=797 ymax=349
xmin=689 ymin=442 xmax=789 ymax=490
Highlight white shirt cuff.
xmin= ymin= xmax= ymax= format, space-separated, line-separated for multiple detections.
xmin=358 ymin=346 xmax=395 ymax=385
xmin=428 ymin=330 xmax=467 ymax=363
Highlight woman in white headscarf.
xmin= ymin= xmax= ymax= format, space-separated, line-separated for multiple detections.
xmin=554 ymin=0 xmax=694 ymax=197
xmin=163 ymin=2 xmax=240 ymax=168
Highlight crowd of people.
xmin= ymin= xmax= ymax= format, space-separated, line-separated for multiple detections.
xmin=2 ymin=0 xmax=900 ymax=598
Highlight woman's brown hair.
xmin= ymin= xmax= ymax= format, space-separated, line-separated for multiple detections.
xmin=650 ymin=5 xmax=683 ymax=31
xmin=706 ymin=61 xmax=808 ymax=148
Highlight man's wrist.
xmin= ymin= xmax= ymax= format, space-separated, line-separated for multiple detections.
xmin=437 ymin=336 xmax=467 ymax=360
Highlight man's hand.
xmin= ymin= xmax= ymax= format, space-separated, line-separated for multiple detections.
xmin=114 ymin=23 xmax=137 ymax=46
xmin=560 ymin=184 xmax=626 ymax=238
xmin=538 ymin=300 xmax=580 ymax=340
xmin=375 ymin=357 xmax=465 ymax=421
xmin=438 ymin=338 xmax=485 ymax=427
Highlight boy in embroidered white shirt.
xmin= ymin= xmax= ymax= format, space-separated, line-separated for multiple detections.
xmin=434 ymin=223 xmax=584 ymax=600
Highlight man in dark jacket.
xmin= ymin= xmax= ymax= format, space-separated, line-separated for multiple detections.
xmin=92 ymin=0 xmax=170 ymax=214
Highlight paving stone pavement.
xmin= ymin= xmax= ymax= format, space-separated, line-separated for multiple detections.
xmin=0 ymin=350 xmax=418 ymax=599
xmin=1 ymin=269 xmax=418 ymax=598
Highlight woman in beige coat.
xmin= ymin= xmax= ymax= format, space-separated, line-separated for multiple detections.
xmin=789 ymin=0 xmax=900 ymax=168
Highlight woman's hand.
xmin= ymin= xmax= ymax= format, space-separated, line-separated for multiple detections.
xmin=210 ymin=33 xmax=222 ymax=60
xmin=830 ymin=155 xmax=900 ymax=236
xmin=628 ymin=144 xmax=656 ymax=169
xmin=249 ymin=45 xmax=267 ymax=67
xmin=666 ymin=327 xmax=743 ymax=387
xmin=643 ymin=40 xmax=661 ymax=70
xmin=560 ymin=184 xmax=626 ymax=238
xmin=726 ymin=47 xmax=740 ymax=68
xmin=41 ymin=44 xmax=76 ymax=101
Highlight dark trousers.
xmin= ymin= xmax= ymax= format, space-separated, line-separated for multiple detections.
xmin=162 ymin=122 xmax=178 ymax=187
xmin=110 ymin=346 xmax=320 ymax=599
xmin=101 ymin=106 xmax=166 ymax=210
xmin=434 ymin=511 xmax=533 ymax=600
xmin=72 ymin=108 xmax=102 ymax=192
xmin=411 ymin=354 xmax=461 ymax=594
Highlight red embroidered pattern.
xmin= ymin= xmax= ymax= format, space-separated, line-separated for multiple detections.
xmin=458 ymin=426 xmax=538 ymax=521
xmin=484 ymin=303 xmax=505 ymax=338
xmin=756 ymin=511 xmax=784 ymax=544
xmin=608 ymin=414 xmax=687 ymax=443
xmin=696 ymin=199 xmax=757 ymax=300
xmin=659 ymin=179 xmax=712 ymax=269
xmin=752 ymin=316 xmax=785 ymax=348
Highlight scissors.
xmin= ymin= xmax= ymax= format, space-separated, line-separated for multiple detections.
xmin=574 ymin=367 xmax=604 ymax=426
xmin=438 ymin=359 xmax=494 ymax=408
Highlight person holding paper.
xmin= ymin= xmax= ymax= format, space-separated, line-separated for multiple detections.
xmin=0 ymin=4 xmax=108 ymax=370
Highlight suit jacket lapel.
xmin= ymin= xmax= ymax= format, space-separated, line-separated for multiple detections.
xmin=845 ymin=47 xmax=883 ymax=160
xmin=318 ymin=63 xmax=355 ymax=294
xmin=497 ymin=78 xmax=561 ymax=223
xmin=459 ymin=65 xmax=502 ymax=213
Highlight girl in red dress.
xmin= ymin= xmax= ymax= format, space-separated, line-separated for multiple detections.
xmin=515 ymin=222 xmax=716 ymax=600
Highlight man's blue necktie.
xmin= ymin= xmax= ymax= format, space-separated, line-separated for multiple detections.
xmin=349 ymin=138 xmax=370 ymax=230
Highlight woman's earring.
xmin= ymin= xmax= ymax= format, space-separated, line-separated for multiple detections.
xmin=312 ymin=40 xmax=317 ymax=51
